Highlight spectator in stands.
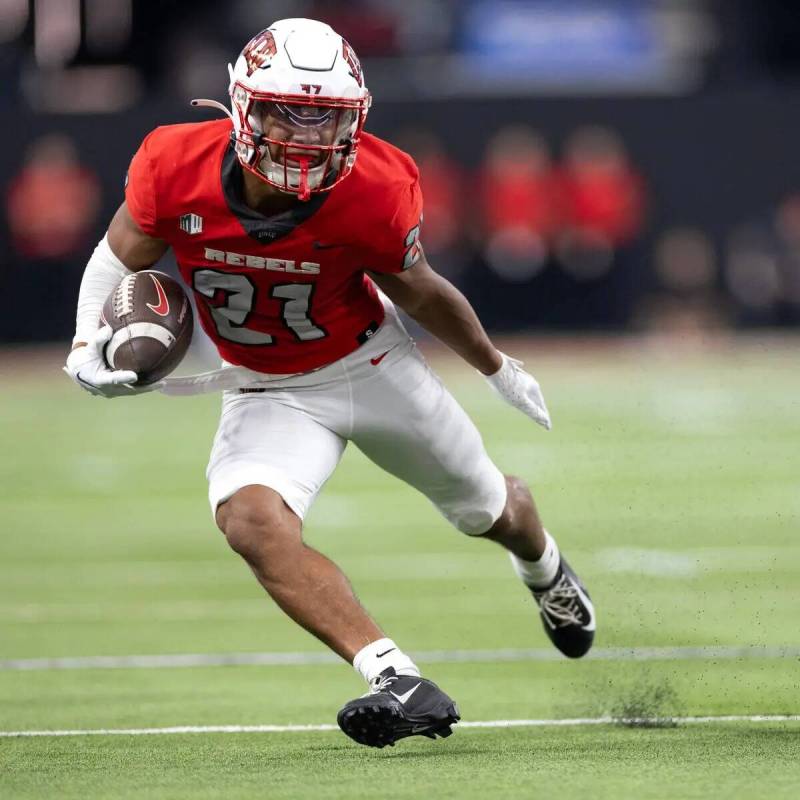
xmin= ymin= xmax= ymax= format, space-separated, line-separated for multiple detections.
xmin=774 ymin=193 xmax=800 ymax=316
xmin=725 ymin=192 xmax=800 ymax=325
xmin=6 ymin=134 xmax=101 ymax=260
xmin=556 ymin=125 xmax=646 ymax=280
xmin=477 ymin=125 xmax=560 ymax=281
xmin=638 ymin=227 xmax=729 ymax=331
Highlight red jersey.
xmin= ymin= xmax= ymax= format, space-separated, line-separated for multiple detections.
xmin=125 ymin=119 xmax=423 ymax=373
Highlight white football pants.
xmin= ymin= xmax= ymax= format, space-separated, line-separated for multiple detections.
xmin=206 ymin=305 xmax=507 ymax=535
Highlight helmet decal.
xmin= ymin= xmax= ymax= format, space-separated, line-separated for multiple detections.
xmin=341 ymin=39 xmax=363 ymax=87
xmin=243 ymin=29 xmax=278 ymax=77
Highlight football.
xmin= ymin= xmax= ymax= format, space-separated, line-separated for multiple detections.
xmin=100 ymin=270 xmax=193 ymax=385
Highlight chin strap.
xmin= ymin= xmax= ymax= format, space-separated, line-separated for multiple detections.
xmin=190 ymin=98 xmax=233 ymax=120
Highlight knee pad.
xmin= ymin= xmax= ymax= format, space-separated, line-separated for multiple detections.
xmin=450 ymin=506 xmax=502 ymax=537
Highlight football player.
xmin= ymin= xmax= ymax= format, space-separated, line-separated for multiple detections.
xmin=64 ymin=18 xmax=595 ymax=748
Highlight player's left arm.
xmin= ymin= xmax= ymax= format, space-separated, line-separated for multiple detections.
xmin=371 ymin=253 xmax=500 ymax=374
xmin=370 ymin=254 xmax=551 ymax=429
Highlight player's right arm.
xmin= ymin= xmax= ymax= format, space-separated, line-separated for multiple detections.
xmin=107 ymin=201 xmax=169 ymax=271
xmin=64 ymin=202 xmax=169 ymax=397
xmin=65 ymin=123 xmax=173 ymax=397
xmin=73 ymin=202 xmax=168 ymax=349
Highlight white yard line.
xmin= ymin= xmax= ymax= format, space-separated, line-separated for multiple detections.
xmin=2 ymin=715 xmax=799 ymax=739
xmin=1 ymin=644 xmax=798 ymax=672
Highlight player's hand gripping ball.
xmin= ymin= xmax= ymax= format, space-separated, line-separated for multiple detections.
xmin=101 ymin=270 xmax=193 ymax=385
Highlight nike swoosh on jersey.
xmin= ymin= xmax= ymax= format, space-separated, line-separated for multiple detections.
xmin=146 ymin=275 xmax=170 ymax=317
xmin=312 ymin=241 xmax=346 ymax=250
xmin=389 ymin=683 xmax=421 ymax=705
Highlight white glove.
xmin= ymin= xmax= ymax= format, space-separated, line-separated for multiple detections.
xmin=63 ymin=326 xmax=157 ymax=398
xmin=484 ymin=352 xmax=551 ymax=430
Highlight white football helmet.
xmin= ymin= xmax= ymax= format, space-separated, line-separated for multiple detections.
xmin=197 ymin=18 xmax=371 ymax=201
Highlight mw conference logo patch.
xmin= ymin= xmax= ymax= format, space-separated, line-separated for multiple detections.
xmin=179 ymin=213 xmax=203 ymax=235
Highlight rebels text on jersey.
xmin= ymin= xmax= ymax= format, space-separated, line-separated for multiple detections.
xmin=125 ymin=119 xmax=423 ymax=374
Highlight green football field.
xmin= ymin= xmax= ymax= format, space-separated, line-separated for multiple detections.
xmin=1 ymin=337 xmax=799 ymax=798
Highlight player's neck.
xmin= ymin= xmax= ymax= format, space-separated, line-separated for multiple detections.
xmin=241 ymin=168 xmax=303 ymax=218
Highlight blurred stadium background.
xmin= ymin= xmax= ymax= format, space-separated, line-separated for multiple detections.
xmin=3 ymin=0 xmax=800 ymax=340
xmin=1 ymin=2 xmax=799 ymax=798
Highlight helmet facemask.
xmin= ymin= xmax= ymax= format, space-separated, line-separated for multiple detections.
xmin=230 ymin=82 xmax=367 ymax=201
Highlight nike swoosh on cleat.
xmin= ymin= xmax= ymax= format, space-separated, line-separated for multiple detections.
xmin=389 ymin=683 xmax=421 ymax=705
xmin=411 ymin=723 xmax=439 ymax=734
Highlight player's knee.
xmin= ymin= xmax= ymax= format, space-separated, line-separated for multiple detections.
xmin=216 ymin=486 xmax=297 ymax=562
xmin=454 ymin=510 xmax=500 ymax=536
xmin=483 ymin=475 xmax=534 ymax=539
xmin=443 ymin=465 xmax=514 ymax=536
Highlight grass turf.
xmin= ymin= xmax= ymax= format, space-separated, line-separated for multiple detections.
xmin=4 ymin=725 xmax=800 ymax=800
xmin=1 ymin=337 xmax=799 ymax=797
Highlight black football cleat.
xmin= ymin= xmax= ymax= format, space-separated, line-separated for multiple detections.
xmin=337 ymin=667 xmax=460 ymax=748
xmin=531 ymin=558 xmax=596 ymax=658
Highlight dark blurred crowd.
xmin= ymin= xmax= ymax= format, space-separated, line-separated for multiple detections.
xmin=3 ymin=0 xmax=800 ymax=339
xmin=6 ymin=121 xmax=800 ymax=336
xmin=402 ymin=124 xmax=645 ymax=281
xmin=397 ymin=124 xmax=648 ymax=329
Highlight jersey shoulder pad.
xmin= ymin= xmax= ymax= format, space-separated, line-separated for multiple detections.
xmin=139 ymin=118 xmax=231 ymax=165
xmin=346 ymin=133 xmax=420 ymax=229
xmin=125 ymin=119 xmax=231 ymax=237
xmin=344 ymin=133 xmax=423 ymax=273
xmin=353 ymin=132 xmax=419 ymax=199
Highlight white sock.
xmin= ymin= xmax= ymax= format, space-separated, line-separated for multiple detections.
xmin=352 ymin=638 xmax=420 ymax=685
xmin=510 ymin=530 xmax=561 ymax=589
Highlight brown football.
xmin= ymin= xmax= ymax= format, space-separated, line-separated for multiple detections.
xmin=100 ymin=270 xmax=193 ymax=385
